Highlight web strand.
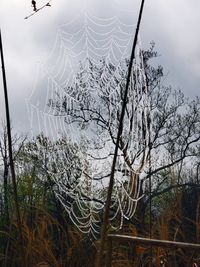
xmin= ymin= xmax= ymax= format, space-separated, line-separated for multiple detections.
xmin=26 ymin=12 xmax=150 ymax=237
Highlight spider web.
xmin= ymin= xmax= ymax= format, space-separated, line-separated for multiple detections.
xmin=26 ymin=12 xmax=151 ymax=237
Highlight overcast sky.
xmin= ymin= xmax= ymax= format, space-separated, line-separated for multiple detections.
xmin=0 ymin=0 xmax=200 ymax=136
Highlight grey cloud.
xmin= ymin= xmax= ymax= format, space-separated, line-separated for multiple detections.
xmin=0 ymin=0 xmax=200 ymax=135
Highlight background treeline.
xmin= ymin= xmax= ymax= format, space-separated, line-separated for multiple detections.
xmin=0 ymin=46 xmax=200 ymax=266
xmin=0 ymin=133 xmax=199 ymax=266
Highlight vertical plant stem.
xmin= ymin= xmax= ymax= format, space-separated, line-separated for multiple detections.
xmin=0 ymin=29 xmax=26 ymax=266
xmin=105 ymin=237 xmax=112 ymax=267
xmin=149 ymin=149 xmax=153 ymax=267
xmin=95 ymin=1 xmax=146 ymax=266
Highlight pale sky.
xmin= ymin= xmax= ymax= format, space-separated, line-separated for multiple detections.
xmin=0 ymin=0 xmax=200 ymax=135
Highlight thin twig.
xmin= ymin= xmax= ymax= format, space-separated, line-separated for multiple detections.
xmin=24 ymin=0 xmax=52 ymax=20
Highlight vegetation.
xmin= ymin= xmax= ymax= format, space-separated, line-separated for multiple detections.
xmin=0 ymin=47 xmax=200 ymax=266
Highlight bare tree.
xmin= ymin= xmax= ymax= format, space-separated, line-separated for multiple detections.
xmin=47 ymin=46 xmax=200 ymax=234
xmin=0 ymin=123 xmax=26 ymax=224
xmin=49 ymin=46 xmax=200 ymax=182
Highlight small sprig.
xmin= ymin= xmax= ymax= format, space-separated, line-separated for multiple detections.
xmin=24 ymin=1 xmax=52 ymax=20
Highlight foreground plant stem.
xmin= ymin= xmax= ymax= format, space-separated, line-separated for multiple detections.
xmin=0 ymin=29 xmax=26 ymax=266
xmin=95 ymin=1 xmax=146 ymax=266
